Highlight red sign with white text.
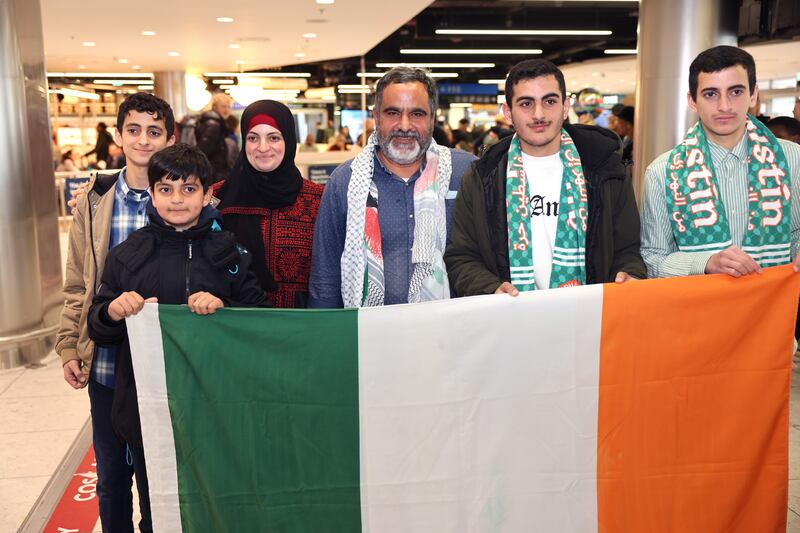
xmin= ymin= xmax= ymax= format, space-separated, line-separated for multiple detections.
xmin=42 ymin=444 xmax=99 ymax=533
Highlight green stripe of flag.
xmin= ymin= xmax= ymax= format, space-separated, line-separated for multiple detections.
xmin=157 ymin=305 xmax=362 ymax=532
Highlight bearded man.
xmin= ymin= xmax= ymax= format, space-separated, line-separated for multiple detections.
xmin=309 ymin=67 xmax=476 ymax=307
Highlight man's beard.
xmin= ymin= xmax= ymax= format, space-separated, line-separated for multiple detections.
xmin=377 ymin=128 xmax=432 ymax=165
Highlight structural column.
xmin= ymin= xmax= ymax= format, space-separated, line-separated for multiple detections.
xmin=0 ymin=0 xmax=62 ymax=367
xmin=633 ymin=0 xmax=738 ymax=197
xmin=154 ymin=71 xmax=188 ymax=120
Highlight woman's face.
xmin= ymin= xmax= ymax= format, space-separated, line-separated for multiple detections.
xmin=245 ymin=124 xmax=286 ymax=173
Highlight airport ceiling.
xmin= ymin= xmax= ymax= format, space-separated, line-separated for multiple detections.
xmin=41 ymin=0 xmax=433 ymax=73
xmin=43 ymin=0 xmax=639 ymax=84
xmin=319 ymin=0 xmax=641 ymax=86
xmin=43 ymin=0 xmax=800 ymax=94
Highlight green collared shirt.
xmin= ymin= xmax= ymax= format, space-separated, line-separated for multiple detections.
xmin=641 ymin=133 xmax=800 ymax=277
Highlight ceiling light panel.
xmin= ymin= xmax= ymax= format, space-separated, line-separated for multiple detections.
xmin=401 ymin=49 xmax=542 ymax=55
xmin=50 ymin=88 xmax=100 ymax=100
xmin=50 ymin=72 xmax=155 ymax=78
xmin=376 ymin=62 xmax=494 ymax=68
xmin=204 ymin=72 xmax=311 ymax=78
xmin=357 ymin=72 xmax=458 ymax=79
xmin=435 ymin=29 xmax=612 ymax=36
xmin=93 ymin=79 xmax=154 ymax=84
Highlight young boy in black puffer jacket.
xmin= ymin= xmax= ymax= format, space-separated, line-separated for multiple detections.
xmin=87 ymin=143 xmax=267 ymax=530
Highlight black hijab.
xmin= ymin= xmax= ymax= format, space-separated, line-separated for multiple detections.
xmin=216 ymin=99 xmax=303 ymax=210
xmin=215 ymin=100 xmax=305 ymax=297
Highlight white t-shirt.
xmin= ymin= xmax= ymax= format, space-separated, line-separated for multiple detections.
xmin=521 ymin=151 xmax=563 ymax=289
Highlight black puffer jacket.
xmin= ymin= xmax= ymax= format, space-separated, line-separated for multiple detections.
xmin=444 ymin=123 xmax=646 ymax=296
xmin=87 ymin=204 xmax=268 ymax=447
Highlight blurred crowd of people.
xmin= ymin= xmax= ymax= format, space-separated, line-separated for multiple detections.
xmin=51 ymin=87 xmax=800 ymax=177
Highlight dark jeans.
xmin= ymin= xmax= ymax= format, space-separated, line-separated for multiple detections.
xmin=130 ymin=444 xmax=153 ymax=533
xmin=88 ymin=380 xmax=152 ymax=533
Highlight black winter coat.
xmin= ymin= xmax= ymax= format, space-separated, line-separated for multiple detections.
xmin=444 ymin=123 xmax=647 ymax=296
xmin=87 ymin=205 xmax=268 ymax=447
xmin=196 ymin=110 xmax=231 ymax=182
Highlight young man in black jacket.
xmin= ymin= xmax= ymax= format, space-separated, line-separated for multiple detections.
xmin=87 ymin=144 xmax=267 ymax=531
xmin=444 ymin=59 xmax=646 ymax=296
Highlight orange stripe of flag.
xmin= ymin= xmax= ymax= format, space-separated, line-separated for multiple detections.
xmin=598 ymin=265 xmax=800 ymax=533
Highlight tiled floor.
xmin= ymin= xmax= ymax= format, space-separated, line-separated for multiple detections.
xmin=0 ymin=353 xmax=90 ymax=532
xmin=0 ymin=353 xmax=144 ymax=533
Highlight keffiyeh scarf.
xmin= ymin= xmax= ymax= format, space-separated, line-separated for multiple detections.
xmin=341 ymin=133 xmax=453 ymax=307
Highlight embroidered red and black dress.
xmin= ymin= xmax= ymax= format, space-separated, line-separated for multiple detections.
xmin=213 ymin=179 xmax=323 ymax=308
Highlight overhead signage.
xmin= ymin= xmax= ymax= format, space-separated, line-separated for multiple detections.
xmin=438 ymin=83 xmax=498 ymax=96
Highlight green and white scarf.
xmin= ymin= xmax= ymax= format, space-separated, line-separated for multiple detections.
xmin=666 ymin=115 xmax=792 ymax=265
xmin=506 ymin=131 xmax=588 ymax=291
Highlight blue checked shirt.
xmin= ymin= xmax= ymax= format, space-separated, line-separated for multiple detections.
xmin=91 ymin=169 xmax=151 ymax=388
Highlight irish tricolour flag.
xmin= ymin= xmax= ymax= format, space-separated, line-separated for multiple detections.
xmin=127 ymin=266 xmax=800 ymax=533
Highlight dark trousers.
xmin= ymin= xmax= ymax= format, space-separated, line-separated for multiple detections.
xmin=130 ymin=444 xmax=153 ymax=532
xmin=88 ymin=380 xmax=151 ymax=533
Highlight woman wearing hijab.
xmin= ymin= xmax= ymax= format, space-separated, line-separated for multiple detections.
xmin=213 ymin=100 xmax=324 ymax=308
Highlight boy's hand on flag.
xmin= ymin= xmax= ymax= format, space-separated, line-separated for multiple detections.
xmin=108 ymin=291 xmax=152 ymax=321
xmin=188 ymin=292 xmax=225 ymax=315
xmin=614 ymin=272 xmax=638 ymax=283
xmin=494 ymin=282 xmax=519 ymax=296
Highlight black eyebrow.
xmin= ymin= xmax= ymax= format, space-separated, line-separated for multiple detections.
xmin=125 ymin=122 xmax=164 ymax=131
xmin=382 ymin=106 xmax=428 ymax=114
xmin=515 ymin=92 xmax=560 ymax=104
xmin=700 ymin=84 xmax=746 ymax=93
xmin=246 ymin=131 xmax=283 ymax=136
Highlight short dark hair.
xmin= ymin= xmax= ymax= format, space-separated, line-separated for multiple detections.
xmin=767 ymin=116 xmax=800 ymax=139
xmin=374 ymin=67 xmax=438 ymax=118
xmin=505 ymin=59 xmax=567 ymax=105
xmin=615 ymin=105 xmax=635 ymax=125
xmin=688 ymin=45 xmax=756 ymax=101
xmin=147 ymin=143 xmax=213 ymax=191
xmin=117 ymin=92 xmax=175 ymax=137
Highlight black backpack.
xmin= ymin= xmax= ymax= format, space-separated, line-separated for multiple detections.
xmin=194 ymin=112 xmax=226 ymax=159
xmin=178 ymin=115 xmax=198 ymax=146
